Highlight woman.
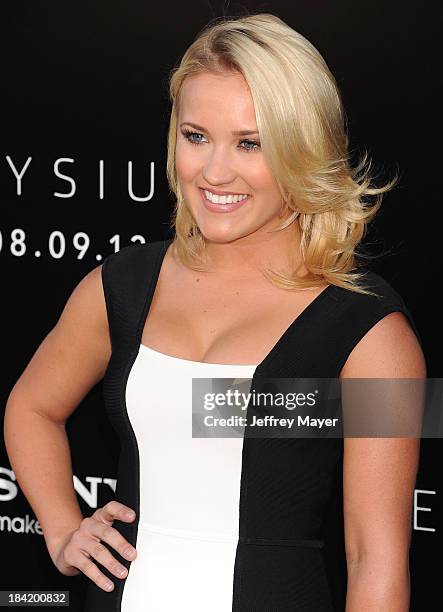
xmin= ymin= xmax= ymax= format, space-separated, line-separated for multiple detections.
xmin=4 ymin=12 xmax=425 ymax=611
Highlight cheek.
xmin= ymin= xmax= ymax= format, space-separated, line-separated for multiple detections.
xmin=247 ymin=160 xmax=279 ymax=194
xmin=175 ymin=144 xmax=189 ymax=179
xmin=175 ymin=141 xmax=201 ymax=181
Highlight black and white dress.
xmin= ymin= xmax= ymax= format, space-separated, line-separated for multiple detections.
xmin=84 ymin=237 xmax=422 ymax=611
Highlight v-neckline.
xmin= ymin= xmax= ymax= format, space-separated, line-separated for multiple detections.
xmin=139 ymin=238 xmax=339 ymax=374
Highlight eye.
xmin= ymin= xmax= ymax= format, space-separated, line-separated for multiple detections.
xmin=239 ymin=139 xmax=261 ymax=153
xmin=181 ymin=129 xmax=261 ymax=153
xmin=182 ymin=130 xmax=207 ymax=146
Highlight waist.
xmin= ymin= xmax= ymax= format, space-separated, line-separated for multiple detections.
xmin=137 ymin=521 xmax=238 ymax=543
xmin=239 ymin=535 xmax=324 ymax=548
xmin=137 ymin=522 xmax=324 ymax=548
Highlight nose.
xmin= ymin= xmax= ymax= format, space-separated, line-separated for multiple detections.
xmin=202 ymin=146 xmax=237 ymax=187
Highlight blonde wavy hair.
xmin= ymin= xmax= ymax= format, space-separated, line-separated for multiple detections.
xmin=166 ymin=12 xmax=398 ymax=295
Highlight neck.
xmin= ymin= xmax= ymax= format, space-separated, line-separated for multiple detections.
xmin=202 ymin=220 xmax=306 ymax=281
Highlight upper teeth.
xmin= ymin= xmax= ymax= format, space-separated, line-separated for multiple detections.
xmin=204 ymin=189 xmax=249 ymax=204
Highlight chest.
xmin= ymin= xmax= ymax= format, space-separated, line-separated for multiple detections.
xmin=140 ymin=265 xmax=330 ymax=366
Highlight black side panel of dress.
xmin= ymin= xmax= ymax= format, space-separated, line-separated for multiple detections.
xmin=84 ymin=239 xmax=171 ymax=612
xmin=232 ymin=269 xmax=423 ymax=612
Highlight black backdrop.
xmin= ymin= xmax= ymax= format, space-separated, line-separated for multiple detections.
xmin=2 ymin=1 xmax=442 ymax=610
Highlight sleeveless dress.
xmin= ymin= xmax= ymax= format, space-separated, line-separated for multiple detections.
xmin=84 ymin=238 xmax=423 ymax=612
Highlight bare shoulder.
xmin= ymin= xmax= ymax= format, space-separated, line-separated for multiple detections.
xmin=340 ymin=310 xmax=426 ymax=379
xmin=340 ymin=310 xmax=425 ymax=569
xmin=7 ymin=264 xmax=111 ymax=423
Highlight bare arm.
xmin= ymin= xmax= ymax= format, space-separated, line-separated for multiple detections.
xmin=340 ymin=312 xmax=426 ymax=611
xmin=3 ymin=264 xmax=112 ymax=565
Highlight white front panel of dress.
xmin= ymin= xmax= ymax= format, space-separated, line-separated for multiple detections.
xmin=121 ymin=344 xmax=256 ymax=611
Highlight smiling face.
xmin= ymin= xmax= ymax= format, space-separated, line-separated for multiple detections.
xmin=175 ymin=70 xmax=290 ymax=244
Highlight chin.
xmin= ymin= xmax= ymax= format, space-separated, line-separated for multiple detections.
xmin=198 ymin=229 xmax=239 ymax=244
xmin=193 ymin=222 xmax=241 ymax=243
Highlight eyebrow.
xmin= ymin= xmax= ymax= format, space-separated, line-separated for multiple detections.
xmin=180 ymin=122 xmax=259 ymax=136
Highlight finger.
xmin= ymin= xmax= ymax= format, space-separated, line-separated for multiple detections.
xmin=82 ymin=518 xmax=137 ymax=561
xmin=94 ymin=501 xmax=136 ymax=525
xmin=64 ymin=546 xmax=116 ymax=592
xmin=78 ymin=533 xmax=129 ymax=580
